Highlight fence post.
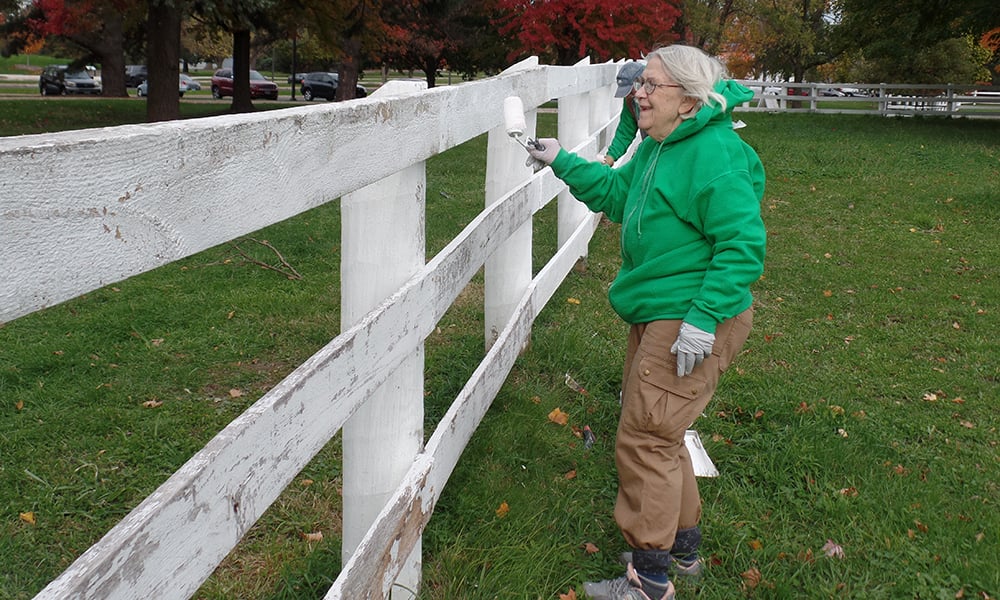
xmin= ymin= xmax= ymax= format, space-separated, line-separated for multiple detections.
xmin=340 ymin=80 xmax=428 ymax=599
xmin=484 ymin=59 xmax=537 ymax=349
xmin=556 ymin=57 xmax=596 ymax=254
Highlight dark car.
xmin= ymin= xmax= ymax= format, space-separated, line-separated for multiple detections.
xmin=210 ymin=68 xmax=279 ymax=100
xmin=300 ymin=72 xmax=368 ymax=101
xmin=124 ymin=65 xmax=148 ymax=88
xmin=39 ymin=65 xmax=102 ymax=96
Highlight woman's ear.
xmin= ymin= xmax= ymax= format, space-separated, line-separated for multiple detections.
xmin=679 ymin=98 xmax=701 ymax=120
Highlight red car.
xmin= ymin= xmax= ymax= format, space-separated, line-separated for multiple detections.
xmin=210 ymin=68 xmax=279 ymax=100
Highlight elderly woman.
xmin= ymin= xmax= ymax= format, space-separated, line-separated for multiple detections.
xmin=527 ymin=45 xmax=766 ymax=600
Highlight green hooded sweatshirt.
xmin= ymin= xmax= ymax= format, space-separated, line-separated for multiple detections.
xmin=548 ymin=80 xmax=766 ymax=333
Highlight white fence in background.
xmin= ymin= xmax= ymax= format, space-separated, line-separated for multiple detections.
xmin=735 ymin=80 xmax=1000 ymax=118
xmin=0 ymin=57 xmax=623 ymax=599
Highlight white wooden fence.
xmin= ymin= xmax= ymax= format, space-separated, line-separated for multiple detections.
xmin=735 ymin=80 xmax=1000 ymax=118
xmin=0 ymin=57 xmax=624 ymax=599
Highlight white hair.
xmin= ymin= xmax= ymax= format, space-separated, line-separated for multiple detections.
xmin=646 ymin=45 xmax=729 ymax=114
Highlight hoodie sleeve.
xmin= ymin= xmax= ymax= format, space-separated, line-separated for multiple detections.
xmin=549 ymin=147 xmax=640 ymax=223
xmin=606 ymin=98 xmax=639 ymax=161
xmin=683 ymin=159 xmax=766 ymax=332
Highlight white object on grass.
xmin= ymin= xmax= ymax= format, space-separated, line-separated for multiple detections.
xmin=685 ymin=430 xmax=719 ymax=477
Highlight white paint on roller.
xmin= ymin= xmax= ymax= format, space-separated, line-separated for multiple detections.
xmin=503 ymin=96 xmax=527 ymax=138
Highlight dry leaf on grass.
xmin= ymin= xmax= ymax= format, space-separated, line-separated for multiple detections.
xmin=19 ymin=512 xmax=36 ymax=525
xmin=548 ymin=407 xmax=569 ymax=426
xmin=142 ymin=400 xmax=163 ymax=408
xmin=558 ymin=589 xmax=577 ymax=600
xmin=495 ymin=501 xmax=509 ymax=518
xmin=301 ymin=531 xmax=323 ymax=542
xmin=822 ymin=539 xmax=845 ymax=559
xmin=581 ymin=542 xmax=600 ymax=555
xmin=741 ymin=567 xmax=762 ymax=590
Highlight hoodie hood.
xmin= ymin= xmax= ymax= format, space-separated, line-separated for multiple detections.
xmin=666 ymin=79 xmax=755 ymax=143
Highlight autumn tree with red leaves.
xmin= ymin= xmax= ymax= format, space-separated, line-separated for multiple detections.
xmin=28 ymin=0 xmax=143 ymax=96
xmin=494 ymin=0 xmax=683 ymax=65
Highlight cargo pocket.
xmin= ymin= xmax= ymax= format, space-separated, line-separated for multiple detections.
xmin=626 ymin=354 xmax=709 ymax=435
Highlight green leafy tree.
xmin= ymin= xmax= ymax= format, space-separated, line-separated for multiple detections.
xmin=832 ymin=0 xmax=1000 ymax=83
xmin=193 ymin=0 xmax=278 ymax=111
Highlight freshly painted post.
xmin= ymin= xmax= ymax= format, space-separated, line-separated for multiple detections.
xmin=557 ymin=57 xmax=594 ymax=251
xmin=341 ymin=80 xmax=428 ymax=599
xmin=484 ymin=59 xmax=537 ymax=349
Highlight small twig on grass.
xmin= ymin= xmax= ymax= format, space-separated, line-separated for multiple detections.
xmin=229 ymin=237 xmax=303 ymax=280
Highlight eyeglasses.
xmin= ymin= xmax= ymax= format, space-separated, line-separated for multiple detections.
xmin=632 ymin=78 xmax=683 ymax=94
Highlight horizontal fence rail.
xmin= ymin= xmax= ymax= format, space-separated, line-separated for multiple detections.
xmin=1 ymin=58 xmax=623 ymax=599
xmin=734 ymin=80 xmax=1000 ymax=118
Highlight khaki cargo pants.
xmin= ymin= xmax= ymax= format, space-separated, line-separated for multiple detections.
xmin=614 ymin=308 xmax=753 ymax=550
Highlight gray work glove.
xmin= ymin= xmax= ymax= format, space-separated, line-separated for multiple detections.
xmin=670 ymin=322 xmax=716 ymax=377
xmin=525 ymin=137 xmax=561 ymax=171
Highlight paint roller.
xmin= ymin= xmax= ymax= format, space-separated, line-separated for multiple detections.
xmin=503 ymin=96 xmax=545 ymax=151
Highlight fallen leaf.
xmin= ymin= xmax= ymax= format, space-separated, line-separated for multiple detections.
xmin=300 ymin=479 xmax=314 ymax=487
xmin=959 ymin=420 xmax=975 ymax=429
xmin=530 ymin=395 xmax=541 ymax=404
xmin=837 ymin=487 xmax=859 ymax=497
xmin=564 ymin=469 xmax=577 ymax=480
xmin=548 ymin=407 xmax=569 ymax=426
xmin=227 ymin=310 xmax=236 ymax=319
xmin=567 ymin=297 xmax=581 ymax=305
xmin=582 ymin=542 xmax=600 ymax=555
xmin=496 ymin=501 xmax=509 ymax=518
xmin=823 ymin=290 xmax=833 ymax=297
xmin=558 ymin=589 xmax=578 ymax=600
xmin=822 ymin=539 xmax=845 ymax=559
xmin=142 ymin=400 xmax=163 ymax=408
xmin=748 ymin=539 xmax=763 ymax=551
xmin=301 ymin=531 xmax=323 ymax=542
xmin=19 ymin=512 xmax=36 ymax=525
xmin=15 ymin=400 xmax=24 ymax=410
xmin=914 ymin=520 xmax=929 ymax=534
xmin=741 ymin=567 xmax=762 ymax=589
xmin=838 ymin=428 xmax=849 ymax=438
xmin=229 ymin=389 xmax=243 ymax=398
xmin=150 ymin=338 xmax=164 ymax=347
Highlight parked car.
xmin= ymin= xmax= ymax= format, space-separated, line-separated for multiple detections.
xmin=300 ymin=72 xmax=368 ymax=101
xmin=39 ymin=65 xmax=103 ymax=96
xmin=136 ymin=75 xmax=191 ymax=98
xmin=124 ymin=65 xmax=148 ymax=88
xmin=179 ymin=73 xmax=202 ymax=91
xmin=838 ymin=87 xmax=866 ymax=97
xmin=210 ymin=68 xmax=279 ymax=100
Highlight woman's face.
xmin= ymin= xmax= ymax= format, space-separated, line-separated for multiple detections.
xmin=634 ymin=57 xmax=699 ymax=141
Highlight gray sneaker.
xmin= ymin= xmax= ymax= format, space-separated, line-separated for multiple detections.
xmin=583 ymin=563 xmax=675 ymax=600
xmin=619 ymin=552 xmax=703 ymax=580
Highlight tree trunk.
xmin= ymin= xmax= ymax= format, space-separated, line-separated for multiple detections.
xmin=66 ymin=2 xmax=128 ymax=97
xmin=231 ymin=29 xmax=255 ymax=113
xmin=146 ymin=2 xmax=180 ymax=123
xmin=337 ymin=38 xmax=362 ymax=101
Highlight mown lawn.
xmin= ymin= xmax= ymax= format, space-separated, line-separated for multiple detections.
xmin=1 ymin=111 xmax=998 ymax=600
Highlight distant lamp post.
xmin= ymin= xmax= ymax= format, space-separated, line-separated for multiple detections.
xmin=291 ymin=31 xmax=298 ymax=101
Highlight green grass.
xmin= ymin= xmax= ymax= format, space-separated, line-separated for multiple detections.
xmin=2 ymin=111 xmax=998 ymax=600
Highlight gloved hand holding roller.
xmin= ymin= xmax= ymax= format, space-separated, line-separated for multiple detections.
xmin=503 ymin=96 xmax=561 ymax=170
